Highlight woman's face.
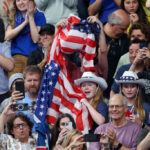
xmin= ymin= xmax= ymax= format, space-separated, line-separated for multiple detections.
xmin=15 ymin=0 xmax=29 ymax=12
xmin=124 ymin=0 xmax=139 ymax=14
xmin=59 ymin=117 xmax=71 ymax=131
xmin=80 ymin=82 xmax=97 ymax=100
xmin=121 ymin=83 xmax=138 ymax=99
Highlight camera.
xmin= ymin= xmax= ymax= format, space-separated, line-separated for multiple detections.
xmin=12 ymin=103 xmax=29 ymax=111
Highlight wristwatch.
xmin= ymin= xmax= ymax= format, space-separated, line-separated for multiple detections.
xmin=114 ymin=143 xmax=122 ymax=150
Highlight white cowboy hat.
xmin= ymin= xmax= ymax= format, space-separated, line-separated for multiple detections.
xmin=115 ymin=71 xmax=146 ymax=87
xmin=74 ymin=72 xmax=108 ymax=91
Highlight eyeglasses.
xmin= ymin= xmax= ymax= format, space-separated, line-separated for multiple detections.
xmin=13 ymin=123 xmax=28 ymax=129
xmin=108 ymin=105 xmax=124 ymax=109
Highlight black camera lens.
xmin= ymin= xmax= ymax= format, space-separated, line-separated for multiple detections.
xmin=17 ymin=104 xmax=24 ymax=111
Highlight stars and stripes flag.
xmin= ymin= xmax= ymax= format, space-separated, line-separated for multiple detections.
xmin=34 ymin=15 xmax=100 ymax=149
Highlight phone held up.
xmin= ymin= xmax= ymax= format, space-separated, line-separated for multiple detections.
xmin=84 ymin=134 xmax=100 ymax=142
xmin=15 ymin=81 xmax=25 ymax=97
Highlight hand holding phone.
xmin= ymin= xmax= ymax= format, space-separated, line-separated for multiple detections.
xmin=84 ymin=134 xmax=100 ymax=142
xmin=15 ymin=81 xmax=25 ymax=97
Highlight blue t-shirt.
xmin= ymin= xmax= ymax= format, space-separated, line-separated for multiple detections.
xmin=128 ymin=103 xmax=150 ymax=126
xmin=89 ymin=0 xmax=118 ymax=24
xmin=17 ymin=93 xmax=36 ymax=133
xmin=111 ymin=63 xmax=131 ymax=93
xmin=90 ymin=101 xmax=108 ymax=133
xmin=11 ymin=10 xmax=46 ymax=56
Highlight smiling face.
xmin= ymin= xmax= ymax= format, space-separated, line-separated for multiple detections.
xmin=121 ymin=83 xmax=138 ymax=100
xmin=80 ymin=82 xmax=97 ymax=101
xmin=109 ymin=95 xmax=127 ymax=120
xmin=124 ymin=0 xmax=139 ymax=14
xmin=15 ymin=0 xmax=29 ymax=12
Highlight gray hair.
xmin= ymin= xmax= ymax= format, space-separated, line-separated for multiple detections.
xmin=108 ymin=12 xmax=123 ymax=25
xmin=110 ymin=94 xmax=128 ymax=106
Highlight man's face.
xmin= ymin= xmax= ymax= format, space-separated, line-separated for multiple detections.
xmin=11 ymin=117 xmax=30 ymax=142
xmin=109 ymin=95 xmax=126 ymax=120
xmin=24 ymin=73 xmax=41 ymax=96
xmin=129 ymin=43 xmax=140 ymax=63
xmin=111 ymin=22 xmax=129 ymax=39
xmin=130 ymin=29 xmax=146 ymax=41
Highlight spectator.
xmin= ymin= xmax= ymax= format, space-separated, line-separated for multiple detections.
xmin=90 ymin=94 xmax=141 ymax=150
xmin=61 ymin=129 xmax=86 ymax=150
xmin=110 ymin=39 xmax=144 ymax=97
xmin=120 ymin=0 xmax=149 ymax=25
xmin=34 ymin=0 xmax=78 ymax=25
xmin=50 ymin=113 xmax=76 ymax=150
xmin=74 ymin=72 xmax=108 ymax=133
xmin=27 ymin=23 xmax=55 ymax=70
xmin=0 ymin=18 xmax=14 ymax=104
xmin=116 ymin=71 xmax=150 ymax=127
xmin=88 ymin=0 xmax=119 ymax=24
xmin=102 ymin=9 xmax=130 ymax=98
xmin=0 ymin=73 xmax=24 ymax=113
xmin=0 ymin=104 xmax=37 ymax=149
xmin=17 ymin=65 xmax=42 ymax=132
xmin=5 ymin=0 xmax=46 ymax=76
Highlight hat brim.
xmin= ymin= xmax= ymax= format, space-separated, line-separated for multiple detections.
xmin=74 ymin=77 xmax=107 ymax=91
xmin=115 ymin=79 xmax=146 ymax=87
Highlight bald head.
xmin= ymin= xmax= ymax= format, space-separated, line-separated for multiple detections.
xmin=108 ymin=9 xmax=129 ymax=26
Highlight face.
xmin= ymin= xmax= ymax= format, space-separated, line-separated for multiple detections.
xmin=15 ymin=0 xmax=29 ymax=12
xmin=121 ymin=83 xmax=138 ymax=99
xmin=24 ymin=73 xmax=41 ymax=96
xmin=40 ymin=32 xmax=54 ymax=48
xmin=109 ymin=95 xmax=126 ymax=120
xmin=59 ymin=117 xmax=71 ymax=131
xmin=129 ymin=43 xmax=140 ymax=63
xmin=80 ymin=82 xmax=97 ymax=101
xmin=11 ymin=117 xmax=30 ymax=142
xmin=112 ymin=22 xmax=129 ymax=39
xmin=130 ymin=29 xmax=146 ymax=41
xmin=124 ymin=0 xmax=139 ymax=14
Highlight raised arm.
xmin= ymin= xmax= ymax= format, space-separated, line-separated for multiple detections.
xmin=88 ymin=16 xmax=108 ymax=79
xmin=5 ymin=18 xmax=29 ymax=41
xmin=88 ymin=0 xmax=103 ymax=16
xmin=27 ymin=1 xmax=40 ymax=43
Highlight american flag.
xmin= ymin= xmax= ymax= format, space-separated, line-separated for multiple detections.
xmin=34 ymin=16 xmax=100 ymax=147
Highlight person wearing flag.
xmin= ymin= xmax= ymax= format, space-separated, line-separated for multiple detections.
xmin=74 ymin=71 xmax=108 ymax=133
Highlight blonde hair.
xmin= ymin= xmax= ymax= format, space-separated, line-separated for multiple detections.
xmin=9 ymin=0 xmax=18 ymax=28
xmin=61 ymin=129 xmax=86 ymax=150
xmin=91 ymin=87 xmax=103 ymax=110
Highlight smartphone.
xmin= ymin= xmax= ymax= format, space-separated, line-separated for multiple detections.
xmin=84 ymin=134 xmax=100 ymax=142
xmin=12 ymin=103 xmax=29 ymax=111
xmin=65 ymin=122 xmax=73 ymax=130
xmin=140 ymin=43 xmax=147 ymax=49
xmin=15 ymin=81 xmax=25 ymax=97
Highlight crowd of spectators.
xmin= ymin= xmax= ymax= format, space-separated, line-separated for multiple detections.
xmin=0 ymin=0 xmax=150 ymax=149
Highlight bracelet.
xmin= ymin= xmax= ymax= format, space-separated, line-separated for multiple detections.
xmin=114 ymin=143 xmax=122 ymax=150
